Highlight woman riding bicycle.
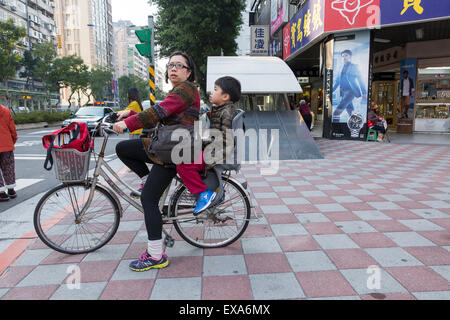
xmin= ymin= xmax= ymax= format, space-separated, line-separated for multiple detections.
xmin=113 ymin=51 xmax=200 ymax=271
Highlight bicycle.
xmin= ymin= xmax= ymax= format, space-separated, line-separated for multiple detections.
xmin=33 ymin=113 xmax=255 ymax=255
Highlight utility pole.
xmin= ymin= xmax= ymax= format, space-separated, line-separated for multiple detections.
xmin=135 ymin=16 xmax=156 ymax=106
xmin=148 ymin=16 xmax=156 ymax=107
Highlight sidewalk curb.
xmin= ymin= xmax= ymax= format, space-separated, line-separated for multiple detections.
xmin=16 ymin=122 xmax=63 ymax=131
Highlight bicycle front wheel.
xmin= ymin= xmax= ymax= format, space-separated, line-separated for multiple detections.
xmin=170 ymin=176 xmax=251 ymax=248
xmin=34 ymin=182 xmax=121 ymax=254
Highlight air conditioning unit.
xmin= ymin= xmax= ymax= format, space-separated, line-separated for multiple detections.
xmin=0 ymin=0 xmax=7 ymax=6
xmin=10 ymin=5 xmax=17 ymax=11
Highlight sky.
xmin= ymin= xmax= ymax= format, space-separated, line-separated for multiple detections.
xmin=111 ymin=0 xmax=157 ymax=26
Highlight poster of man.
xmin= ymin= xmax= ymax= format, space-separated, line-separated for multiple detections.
xmin=331 ymin=30 xmax=371 ymax=139
xmin=399 ymin=59 xmax=417 ymax=119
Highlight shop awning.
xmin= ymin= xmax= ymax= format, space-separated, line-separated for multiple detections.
xmin=206 ymin=56 xmax=303 ymax=94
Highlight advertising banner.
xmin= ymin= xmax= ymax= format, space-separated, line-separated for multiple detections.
xmin=381 ymin=0 xmax=450 ymax=26
xmin=251 ymin=25 xmax=269 ymax=56
xmin=399 ymin=59 xmax=417 ymax=119
xmin=331 ymin=30 xmax=371 ymax=140
xmin=325 ymin=0 xmax=380 ymax=32
xmin=283 ymin=22 xmax=291 ymax=60
xmin=271 ymin=0 xmax=289 ymax=35
xmin=289 ymin=0 xmax=324 ymax=56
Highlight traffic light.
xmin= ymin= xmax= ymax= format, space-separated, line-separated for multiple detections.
xmin=135 ymin=28 xmax=152 ymax=59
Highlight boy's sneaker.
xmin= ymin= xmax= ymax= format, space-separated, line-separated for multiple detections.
xmin=129 ymin=250 xmax=169 ymax=272
xmin=7 ymin=189 xmax=17 ymax=199
xmin=0 ymin=192 xmax=9 ymax=202
xmin=130 ymin=184 xmax=144 ymax=199
xmin=193 ymin=190 xmax=216 ymax=215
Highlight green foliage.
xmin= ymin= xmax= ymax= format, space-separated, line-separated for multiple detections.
xmin=118 ymin=75 xmax=150 ymax=106
xmin=13 ymin=111 xmax=72 ymax=125
xmin=150 ymin=0 xmax=246 ymax=99
xmin=89 ymin=67 xmax=113 ymax=103
xmin=33 ymin=42 xmax=60 ymax=93
xmin=0 ymin=19 xmax=26 ymax=83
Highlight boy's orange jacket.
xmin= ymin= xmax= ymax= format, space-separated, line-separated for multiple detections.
xmin=0 ymin=105 xmax=18 ymax=152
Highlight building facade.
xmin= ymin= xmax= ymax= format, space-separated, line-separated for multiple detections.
xmin=113 ymin=20 xmax=149 ymax=82
xmin=54 ymin=0 xmax=113 ymax=106
xmin=0 ymin=0 xmax=59 ymax=111
xmin=251 ymin=0 xmax=450 ymax=137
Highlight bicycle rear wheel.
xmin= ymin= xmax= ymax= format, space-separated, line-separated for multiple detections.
xmin=34 ymin=182 xmax=121 ymax=254
xmin=170 ymin=176 xmax=251 ymax=248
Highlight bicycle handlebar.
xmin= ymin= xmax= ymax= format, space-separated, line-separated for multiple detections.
xmin=99 ymin=113 xmax=119 ymax=136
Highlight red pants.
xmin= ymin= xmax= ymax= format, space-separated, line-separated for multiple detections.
xmin=176 ymin=152 xmax=207 ymax=195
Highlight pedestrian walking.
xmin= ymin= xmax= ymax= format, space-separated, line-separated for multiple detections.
xmin=0 ymin=104 xmax=18 ymax=201
xmin=299 ymin=100 xmax=313 ymax=131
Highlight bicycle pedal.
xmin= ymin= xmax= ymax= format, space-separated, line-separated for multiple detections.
xmin=164 ymin=236 xmax=175 ymax=248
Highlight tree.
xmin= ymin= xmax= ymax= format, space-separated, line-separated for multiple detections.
xmin=118 ymin=75 xmax=149 ymax=106
xmin=20 ymin=50 xmax=38 ymax=90
xmin=32 ymin=42 xmax=59 ymax=110
xmin=89 ymin=67 xmax=113 ymax=104
xmin=149 ymin=0 xmax=246 ymax=100
xmin=0 ymin=19 xmax=26 ymax=113
xmin=50 ymin=55 xmax=90 ymax=108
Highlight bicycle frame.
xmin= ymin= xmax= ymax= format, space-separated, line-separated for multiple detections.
xmin=74 ymin=128 xmax=219 ymax=240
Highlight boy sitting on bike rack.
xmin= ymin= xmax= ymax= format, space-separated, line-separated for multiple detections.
xmin=177 ymin=76 xmax=241 ymax=215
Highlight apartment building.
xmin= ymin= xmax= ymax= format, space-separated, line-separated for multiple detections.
xmin=0 ymin=0 xmax=58 ymax=110
xmin=113 ymin=20 xmax=149 ymax=82
xmin=54 ymin=0 xmax=113 ymax=106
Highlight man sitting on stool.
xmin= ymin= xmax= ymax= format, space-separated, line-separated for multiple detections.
xmin=368 ymin=102 xmax=386 ymax=141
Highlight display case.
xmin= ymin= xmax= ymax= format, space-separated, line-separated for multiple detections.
xmin=415 ymin=70 xmax=450 ymax=132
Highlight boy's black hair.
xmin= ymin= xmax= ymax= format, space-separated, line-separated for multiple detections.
xmin=214 ymin=76 xmax=242 ymax=103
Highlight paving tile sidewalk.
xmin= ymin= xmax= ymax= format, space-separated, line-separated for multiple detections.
xmin=0 ymin=140 xmax=449 ymax=300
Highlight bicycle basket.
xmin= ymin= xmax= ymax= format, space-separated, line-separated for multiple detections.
xmin=52 ymin=148 xmax=91 ymax=182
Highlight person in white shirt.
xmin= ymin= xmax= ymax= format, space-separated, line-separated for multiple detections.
xmin=399 ymin=70 xmax=414 ymax=119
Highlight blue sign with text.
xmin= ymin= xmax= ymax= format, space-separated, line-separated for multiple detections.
xmin=381 ymin=0 xmax=450 ymax=26
xmin=289 ymin=0 xmax=324 ymax=55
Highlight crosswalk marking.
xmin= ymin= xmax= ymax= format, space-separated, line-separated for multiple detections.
xmin=15 ymin=179 xmax=45 ymax=191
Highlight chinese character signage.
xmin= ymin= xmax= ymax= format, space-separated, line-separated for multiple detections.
xmin=251 ymin=25 xmax=269 ymax=56
xmin=381 ymin=0 xmax=450 ymax=25
xmin=289 ymin=0 xmax=324 ymax=57
xmin=325 ymin=0 xmax=380 ymax=32
xmin=331 ymin=30 xmax=371 ymax=140
xmin=271 ymin=0 xmax=289 ymax=36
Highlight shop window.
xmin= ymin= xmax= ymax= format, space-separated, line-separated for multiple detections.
xmin=237 ymin=94 xmax=289 ymax=112
xmin=415 ymin=67 xmax=450 ymax=132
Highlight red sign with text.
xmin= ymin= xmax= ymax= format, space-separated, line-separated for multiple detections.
xmin=283 ymin=22 xmax=291 ymax=60
xmin=325 ymin=0 xmax=380 ymax=32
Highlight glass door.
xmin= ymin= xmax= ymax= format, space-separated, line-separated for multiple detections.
xmin=372 ymin=81 xmax=398 ymax=128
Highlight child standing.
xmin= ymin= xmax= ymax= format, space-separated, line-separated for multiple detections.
xmin=0 ymin=104 xmax=18 ymax=201
xmin=176 ymin=76 xmax=241 ymax=215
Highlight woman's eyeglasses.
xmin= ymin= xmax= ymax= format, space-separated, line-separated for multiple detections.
xmin=166 ymin=63 xmax=190 ymax=70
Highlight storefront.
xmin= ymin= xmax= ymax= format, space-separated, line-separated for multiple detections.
xmin=278 ymin=0 xmax=450 ymax=139
xmin=415 ymin=65 xmax=450 ymax=132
